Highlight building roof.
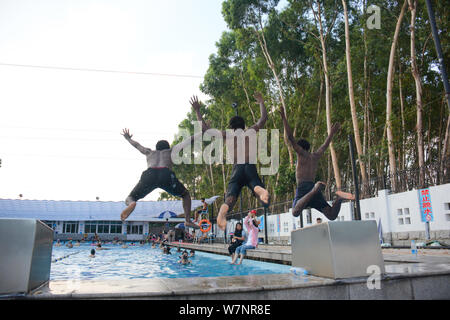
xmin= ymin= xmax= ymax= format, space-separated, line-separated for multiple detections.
xmin=0 ymin=196 xmax=219 ymax=222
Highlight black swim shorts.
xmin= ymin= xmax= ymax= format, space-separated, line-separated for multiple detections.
xmin=292 ymin=181 xmax=330 ymax=211
xmin=226 ymin=164 xmax=265 ymax=198
xmin=128 ymin=167 xmax=187 ymax=201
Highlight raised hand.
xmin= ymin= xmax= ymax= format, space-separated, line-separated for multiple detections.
xmin=253 ymin=92 xmax=264 ymax=104
xmin=330 ymin=123 xmax=341 ymax=135
xmin=121 ymin=128 xmax=132 ymax=140
xmin=189 ymin=95 xmax=201 ymax=111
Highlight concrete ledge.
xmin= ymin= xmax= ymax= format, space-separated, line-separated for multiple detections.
xmin=19 ymin=269 xmax=450 ymax=300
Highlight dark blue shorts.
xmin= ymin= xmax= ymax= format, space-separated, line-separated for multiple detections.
xmin=293 ymin=181 xmax=329 ymax=211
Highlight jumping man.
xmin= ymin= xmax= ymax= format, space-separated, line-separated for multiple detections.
xmin=190 ymin=93 xmax=270 ymax=231
xmin=120 ymin=128 xmax=201 ymax=229
xmin=279 ymin=105 xmax=354 ymax=220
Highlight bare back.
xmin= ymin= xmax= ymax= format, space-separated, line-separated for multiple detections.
xmin=146 ymin=149 xmax=173 ymax=169
xmin=296 ymin=151 xmax=322 ymax=183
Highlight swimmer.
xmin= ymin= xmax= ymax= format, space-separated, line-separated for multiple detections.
xmin=189 ymin=250 xmax=195 ymax=257
xmin=66 ymin=240 xmax=73 ymax=249
xmin=74 ymin=240 xmax=81 ymax=247
xmin=97 ymin=242 xmax=110 ymax=250
xmin=122 ymin=243 xmax=128 ymax=249
xmin=119 ymin=127 xmax=202 ymax=230
xmin=55 ymin=239 xmax=61 ymax=247
xmin=178 ymin=251 xmax=191 ymax=265
xmin=89 ymin=249 xmax=96 ymax=258
xmin=191 ymin=93 xmax=270 ymax=231
xmin=279 ymin=106 xmax=355 ymax=220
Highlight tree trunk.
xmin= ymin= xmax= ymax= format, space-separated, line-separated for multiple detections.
xmin=314 ymin=0 xmax=342 ymax=190
xmin=386 ymin=0 xmax=407 ymax=192
xmin=408 ymin=0 xmax=425 ymax=188
xmin=342 ymin=0 xmax=368 ymax=196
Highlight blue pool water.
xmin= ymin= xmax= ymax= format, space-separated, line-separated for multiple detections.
xmin=50 ymin=243 xmax=291 ymax=280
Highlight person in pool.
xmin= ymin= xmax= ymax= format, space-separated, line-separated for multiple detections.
xmin=66 ymin=240 xmax=73 ymax=248
xmin=178 ymin=251 xmax=191 ymax=265
xmin=89 ymin=249 xmax=96 ymax=258
xmin=231 ymin=210 xmax=260 ymax=265
xmin=55 ymin=239 xmax=61 ymax=247
xmin=189 ymin=250 xmax=195 ymax=257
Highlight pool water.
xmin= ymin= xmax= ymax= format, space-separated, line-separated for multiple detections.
xmin=50 ymin=243 xmax=291 ymax=280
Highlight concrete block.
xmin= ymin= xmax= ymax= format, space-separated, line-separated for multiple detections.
xmin=291 ymin=221 xmax=385 ymax=279
xmin=0 ymin=219 xmax=53 ymax=294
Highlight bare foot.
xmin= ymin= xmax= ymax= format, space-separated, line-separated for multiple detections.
xmin=217 ymin=211 xmax=227 ymax=231
xmin=336 ymin=191 xmax=355 ymax=200
xmin=121 ymin=202 xmax=136 ymax=221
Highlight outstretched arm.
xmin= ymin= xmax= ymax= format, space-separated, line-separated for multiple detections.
xmin=278 ymin=106 xmax=308 ymax=156
xmin=190 ymin=95 xmax=211 ymax=132
xmin=249 ymin=92 xmax=268 ymax=131
xmin=121 ymin=128 xmax=151 ymax=155
xmin=315 ymin=123 xmax=341 ymax=156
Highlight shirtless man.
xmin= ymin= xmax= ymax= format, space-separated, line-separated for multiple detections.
xmin=190 ymin=93 xmax=270 ymax=230
xmin=279 ymin=105 xmax=354 ymax=220
xmin=120 ymin=128 xmax=201 ymax=229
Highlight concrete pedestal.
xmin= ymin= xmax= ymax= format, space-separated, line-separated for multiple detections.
xmin=291 ymin=221 xmax=385 ymax=279
xmin=0 ymin=219 xmax=53 ymax=294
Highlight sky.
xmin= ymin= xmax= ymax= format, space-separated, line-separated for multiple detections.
xmin=0 ymin=0 xmax=229 ymax=201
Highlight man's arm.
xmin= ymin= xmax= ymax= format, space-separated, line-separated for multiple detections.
xmin=315 ymin=123 xmax=341 ymax=156
xmin=278 ymin=106 xmax=308 ymax=156
xmin=190 ymin=96 xmax=211 ymax=132
xmin=249 ymin=92 xmax=268 ymax=131
xmin=121 ymin=128 xmax=151 ymax=155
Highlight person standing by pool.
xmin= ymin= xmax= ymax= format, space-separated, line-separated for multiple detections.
xmin=228 ymin=222 xmax=245 ymax=261
xmin=119 ymin=127 xmax=203 ymax=230
xmin=231 ymin=210 xmax=260 ymax=265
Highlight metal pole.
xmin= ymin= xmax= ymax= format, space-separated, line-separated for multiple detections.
xmin=263 ymin=176 xmax=269 ymax=244
xmin=348 ymin=135 xmax=361 ymax=220
xmin=425 ymin=0 xmax=450 ymax=111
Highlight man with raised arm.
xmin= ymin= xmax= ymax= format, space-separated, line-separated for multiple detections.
xmin=279 ymin=105 xmax=354 ymax=221
xmin=120 ymin=128 xmax=200 ymax=229
xmin=189 ymin=93 xmax=270 ymax=231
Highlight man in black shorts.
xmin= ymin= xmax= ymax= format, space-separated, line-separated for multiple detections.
xmin=279 ymin=105 xmax=354 ymax=221
xmin=190 ymin=93 xmax=270 ymax=230
xmin=120 ymin=128 xmax=201 ymax=229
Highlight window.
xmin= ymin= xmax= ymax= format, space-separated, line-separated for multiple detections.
xmin=445 ymin=203 xmax=450 ymax=210
xmin=340 ymin=216 xmax=345 ymax=221
xmin=269 ymin=223 xmax=275 ymax=233
xmin=405 ymin=217 xmax=411 ymax=224
xmin=404 ymin=208 xmax=410 ymax=216
xmin=397 ymin=209 xmax=403 ymax=216
xmin=306 ymin=209 xmax=312 ymax=224
xmin=63 ymin=221 xmax=79 ymax=234
xmin=365 ymin=213 xmax=370 ymax=219
xmin=85 ymin=221 xmax=122 ymax=234
xmin=398 ymin=218 xmax=404 ymax=225
xmin=283 ymin=222 xmax=289 ymax=232
xmin=127 ymin=224 xmax=143 ymax=235
xmin=370 ymin=212 xmax=375 ymax=219
xmin=446 ymin=214 xmax=450 ymax=222
xmin=43 ymin=221 xmax=57 ymax=230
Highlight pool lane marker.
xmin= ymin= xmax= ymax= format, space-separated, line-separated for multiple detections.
xmin=52 ymin=251 xmax=81 ymax=263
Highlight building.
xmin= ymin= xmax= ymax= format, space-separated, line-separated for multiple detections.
xmin=0 ymin=197 xmax=218 ymax=241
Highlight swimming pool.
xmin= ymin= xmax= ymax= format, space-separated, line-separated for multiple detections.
xmin=50 ymin=243 xmax=291 ymax=280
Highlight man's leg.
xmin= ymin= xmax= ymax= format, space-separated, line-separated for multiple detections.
xmin=318 ymin=191 xmax=354 ymax=221
xmin=218 ymin=195 xmax=237 ymax=231
xmin=253 ymin=186 xmax=270 ymax=207
xmin=181 ymin=191 xmax=199 ymax=229
xmin=292 ymin=182 xmax=326 ymax=217
xmin=121 ymin=196 xmax=137 ymax=221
